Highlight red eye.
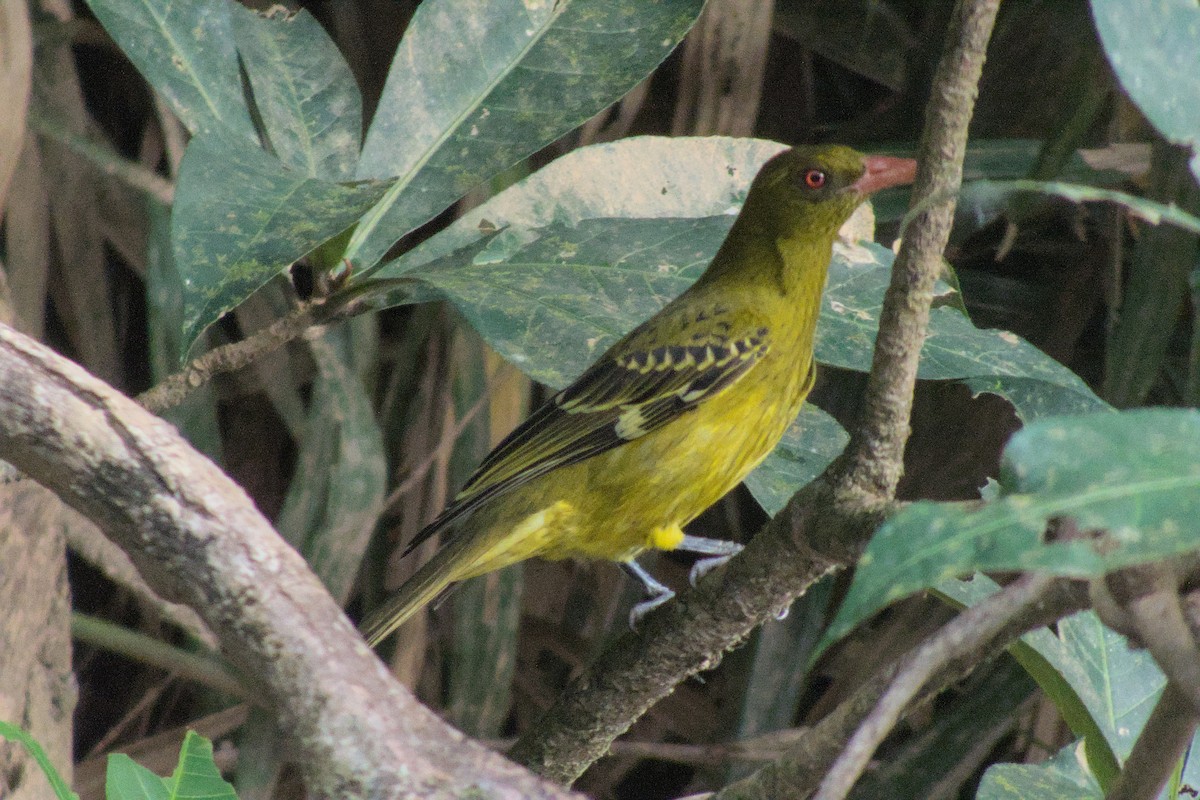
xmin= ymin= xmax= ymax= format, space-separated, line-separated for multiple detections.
xmin=803 ymin=169 xmax=827 ymax=189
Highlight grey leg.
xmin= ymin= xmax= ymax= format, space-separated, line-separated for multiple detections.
xmin=622 ymin=560 xmax=675 ymax=628
xmin=677 ymin=534 xmax=743 ymax=585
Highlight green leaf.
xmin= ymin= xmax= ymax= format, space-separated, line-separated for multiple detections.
xmin=958 ymin=180 xmax=1200 ymax=237
xmin=1089 ymin=0 xmax=1200 ymax=181
xmin=164 ymin=731 xmax=238 ymax=800
xmin=744 ymin=405 xmax=848 ymax=516
xmin=82 ymin=0 xmax=256 ymax=141
xmin=345 ymin=0 xmax=705 ymax=270
xmin=819 ymin=241 xmax=1107 ymax=421
xmin=171 ymin=135 xmax=392 ymax=352
xmin=1024 ymin=612 xmax=1164 ymax=764
xmin=146 ymin=199 xmax=222 ymax=460
xmin=826 ymin=409 xmax=1200 ymax=645
xmin=106 ymin=755 xmax=170 ymax=800
xmin=401 ymin=210 xmax=1100 ymax=422
xmin=411 ymin=215 xmax=725 ymax=387
xmin=231 ymin=6 xmax=362 ymax=180
xmin=976 ymin=743 xmax=1101 ymax=800
xmin=378 ymin=136 xmax=786 ymax=275
xmin=275 ymin=325 xmax=387 ymax=605
xmin=938 ymin=576 xmax=1120 ymax=787
xmin=963 ymin=376 xmax=1111 ymax=423
xmin=0 ymin=719 xmax=79 ymax=800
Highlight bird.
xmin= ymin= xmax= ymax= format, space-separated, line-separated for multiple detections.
xmin=362 ymin=144 xmax=917 ymax=647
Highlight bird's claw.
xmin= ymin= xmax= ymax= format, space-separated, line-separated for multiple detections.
xmin=688 ymin=545 xmax=743 ymax=586
xmin=628 ymin=588 xmax=675 ymax=629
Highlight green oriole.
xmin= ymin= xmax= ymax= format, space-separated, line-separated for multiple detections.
xmin=363 ymin=144 xmax=917 ymax=646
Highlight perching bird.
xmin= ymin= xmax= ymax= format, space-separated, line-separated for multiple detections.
xmin=362 ymin=144 xmax=917 ymax=646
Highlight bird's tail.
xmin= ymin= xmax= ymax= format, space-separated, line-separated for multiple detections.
xmin=360 ymin=535 xmax=480 ymax=647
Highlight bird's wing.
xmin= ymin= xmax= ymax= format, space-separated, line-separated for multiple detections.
xmin=402 ymin=324 xmax=771 ymax=554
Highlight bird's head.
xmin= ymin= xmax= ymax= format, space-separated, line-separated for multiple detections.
xmin=743 ymin=145 xmax=917 ymax=240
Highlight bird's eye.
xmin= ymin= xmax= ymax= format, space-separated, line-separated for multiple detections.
xmin=802 ymin=169 xmax=827 ymax=190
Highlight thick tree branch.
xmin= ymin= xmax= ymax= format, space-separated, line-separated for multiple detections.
xmin=508 ymin=0 xmax=1001 ymax=784
xmin=0 ymin=323 xmax=577 ymax=800
xmin=507 ymin=498 xmax=882 ymax=783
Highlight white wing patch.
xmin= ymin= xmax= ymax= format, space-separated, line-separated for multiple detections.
xmin=616 ymin=407 xmax=650 ymax=439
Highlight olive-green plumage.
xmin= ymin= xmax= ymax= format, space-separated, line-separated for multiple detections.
xmin=363 ymin=145 xmax=916 ymax=646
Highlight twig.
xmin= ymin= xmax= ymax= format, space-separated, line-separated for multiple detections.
xmin=137 ymin=298 xmax=324 ymax=414
xmin=71 ymin=612 xmax=252 ymax=702
xmin=812 ymin=573 xmax=1056 ymax=800
xmin=27 ymin=109 xmax=175 ymax=205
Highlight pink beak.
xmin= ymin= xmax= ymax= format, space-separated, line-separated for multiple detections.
xmin=852 ymin=155 xmax=917 ymax=195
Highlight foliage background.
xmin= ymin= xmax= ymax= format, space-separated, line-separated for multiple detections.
xmin=0 ymin=0 xmax=1197 ymax=798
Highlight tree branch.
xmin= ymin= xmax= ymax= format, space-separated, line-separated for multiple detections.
xmin=712 ymin=576 xmax=1089 ymax=800
xmin=812 ymin=573 xmax=1057 ymax=800
xmin=0 ymin=323 xmax=577 ymax=800
xmin=508 ymin=0 xmax=1002 ymax=783
xmin=136 ymin=298 xmax=325 ymax=414
xmin=831 ymin=0 xmax=1001 ymax=503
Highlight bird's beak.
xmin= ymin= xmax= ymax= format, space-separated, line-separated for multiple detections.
xmin=852 ymin=156 xmax=917 ymax=196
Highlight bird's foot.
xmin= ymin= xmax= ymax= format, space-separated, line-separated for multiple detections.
xmin=628 ymin=588 xmax=676 ymax=629
xmin=622 ymin=559 xmax=675 ymax=629
xmin=689 ymin=553 xmax=737 ymax=586
xmin=677 ymin=535 xmax=744 ymax=586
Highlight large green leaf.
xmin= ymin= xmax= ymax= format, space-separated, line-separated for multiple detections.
xmin=105 ymin=731 xmax=235 ymax=800
xmin=1024 ymin=612 xmax=1163 ymax=764
xmin=744 ymin=406 xmax=848 ymax=516
xmin=230 ymin=6 xmax=362 ymax=180
xmin=378 ymin=136 xmax=786 ymax=275
xmin=826 ymin=409 xmax=1200 ymax=645
xmin=171 ymin=135 xmax=392 ymax=353
xmin=976 ymin=744 xmax=1100 ymax=800
xmin=82 ymin=0 xmax=255 ymax=141
xmin=345 ymin=0 xmax=705 ymax=270
xmin=1090 ymin=0 xmax=1200 ymax=181
xmin=374 ymin=138 xmax=1104 ymax=423
xmin=412 ymin=215 xmax=722 ymax=386
xmin=818 ymin=241 xmax=1106 ymax=421
xmin=106 ymin=754 xmax=169 ymax=800
xmin=399 ymin=213 xmax=1103 ymax=423
xmin=938 ymin=576 xmax=1119 ymax=788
